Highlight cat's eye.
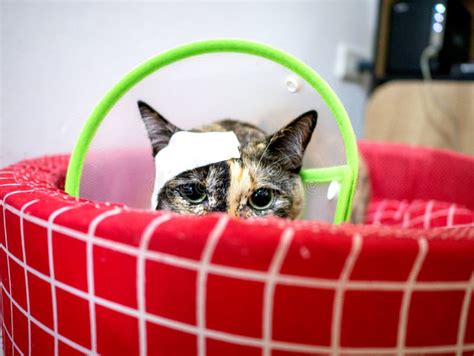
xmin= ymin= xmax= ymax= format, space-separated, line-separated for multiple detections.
xmin=179 ymin=183 xmax=207 ymax=204
xmin=249 ymin=188 xmax=274 ymax=210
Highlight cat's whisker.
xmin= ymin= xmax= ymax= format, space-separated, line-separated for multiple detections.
xmin=264 ymin=152 xmax=304 ymax=171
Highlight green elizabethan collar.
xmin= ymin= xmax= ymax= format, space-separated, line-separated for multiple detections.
xmin=65 ymin=39 xmax=359 ymax=224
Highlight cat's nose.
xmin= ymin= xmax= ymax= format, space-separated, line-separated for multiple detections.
xmin=226 ymin=208 xmax=240 ymax=218
xmin=226 ymin=200 xmax=240 ymax=218
xmin=226 ymin=208 xmax=253 ymax=219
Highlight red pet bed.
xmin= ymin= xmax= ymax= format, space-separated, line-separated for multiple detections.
xmin=0 ymin=141 xmax=473 ymax=356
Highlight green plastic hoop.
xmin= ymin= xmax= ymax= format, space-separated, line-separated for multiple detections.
xmin=65 ymin=38 xmax=359 ymax=223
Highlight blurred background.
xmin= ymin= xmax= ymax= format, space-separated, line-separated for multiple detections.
xmin=1 ymin=0 xmax=473 ymax=168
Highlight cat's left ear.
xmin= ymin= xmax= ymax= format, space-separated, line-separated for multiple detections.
xmin=265 ymin=110 xmax=317 ymax=173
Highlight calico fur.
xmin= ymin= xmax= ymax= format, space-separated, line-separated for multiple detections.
xmin=138 ymin=101 xmax=369 ymax=222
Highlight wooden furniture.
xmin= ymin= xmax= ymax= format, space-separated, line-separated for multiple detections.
xmin=364 ymin=80 xmax=474 ymax=155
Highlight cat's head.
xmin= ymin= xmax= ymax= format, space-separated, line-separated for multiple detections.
xmin=138 ymin=101 xmax=317 ymax=219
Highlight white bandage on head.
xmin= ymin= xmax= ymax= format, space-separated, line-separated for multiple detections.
xmin=151 ymin=131 xmax=241 ymax=208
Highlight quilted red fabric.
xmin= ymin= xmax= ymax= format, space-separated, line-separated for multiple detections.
xmin=0 ymin=142 xmax=473 ymax=356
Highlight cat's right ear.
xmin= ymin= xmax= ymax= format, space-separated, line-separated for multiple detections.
xmin=137 ymin=101 xmax=181 ymax=156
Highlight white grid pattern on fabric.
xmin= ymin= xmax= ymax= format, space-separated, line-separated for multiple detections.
xmin=3 ymin=252 xmax=474 ymax=356
xmin=394 ymin=201 xmax=408 ymax=220
xmin=331 ymin=234 xmax=362 ymax=356
xmin=1 ymin=232 xmax=474 ymax=354
xmin=19 ymin=199 xmax=40 ymax=356
xmin=1 ymin=284 xmax=90 ymax=354
xmin=2 ymin=200 xmax=471 ymax=292
xmin=396 ymin=238 xmax=428 ymax=356
xmin=368 ymin=199 xmax=471 ymax=216
xmin=440 ymin=223 xmax=474 ymax=229
xmin=408 ymin=209 xmax=472 ymax=228
xmin=197 ymin=215 xmax=229 ymax=356
xmin=402 ymin=209 xmax=411 ymax=228
xmin=2 ymin=322 xmax=23 ymax=356
xmin=2 ymin=189 xmax=34 ymax=356
xmin=456 ymin=273 xmax=474 ymax=356
xmin=86 ymin=208 xmax=123 ymax=355
xmin=262 ymin=227 xmax=294 ymax=356
xmin=423 ymin=201 xmax=434 ymax=229
xmin=366 ymin=202 xmax=474 ymax=228
xmin=47 ymin=205 xmax=79 ymax=356
xmin=371 ymin=200 xmax=387 ymax=225
xmin=137 ymin=214 xmax=172 ymax=356
xmin=0 ymin=194 xmax=473 ymax=355
xmin=448 ymin=204 xmax=457 ymax=228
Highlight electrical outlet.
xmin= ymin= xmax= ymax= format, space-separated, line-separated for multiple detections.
xmin=334 ymin=43 xmax=369 ymax=82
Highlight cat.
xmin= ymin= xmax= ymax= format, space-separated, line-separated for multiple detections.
xmin=138 ymin=101 xmax=369 ymax=222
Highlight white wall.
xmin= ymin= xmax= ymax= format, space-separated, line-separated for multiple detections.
xmin=1 ymin=0 xmax=377 ymax=167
